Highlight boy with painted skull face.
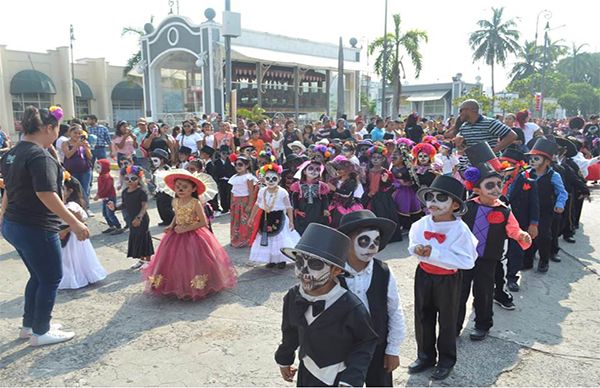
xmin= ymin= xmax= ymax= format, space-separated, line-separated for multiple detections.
xmin=276 ymin=224 xmax=378 ymax=387
xmin=522 ymin=138 xmax=568 ymax=273
xmin=408 ymin=175 xmax=478 ymax=381
xmin=337 ymin=210 xmax=406 ymax=386
xmin=459 ymin=162 xmax=532 ymax=343
xmin=248 ymin=164 xmax=300 ymax=269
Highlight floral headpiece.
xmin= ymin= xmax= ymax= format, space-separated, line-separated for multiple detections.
xmin=259 ymin=163 xmax=283 ymax=176
xmin=122 ymin=165 xmax=144 ymax=177
xmin=367 ymin=144 xmax=388 ymax=156
xmin=395 ymin=137 xmax=415 ymax=149
xmin=422 ymin=135 xmax=440 ymax=151
xmin=313 ymin=144 xmax=334 ymax=159
xmin=463 ymin=167 xmax=481 ymax=191
xmin=229 ymin=153 xmax=250 ymax=164
xmin=259 ymin=150 xmax=276 ymax=163
xmin=63 ymin=170 xmax=72 ymax=182
xmin=412 ymin=142 xmax=436 ymax=160
xmin=48 ymin=106 xmax=64 ymax=121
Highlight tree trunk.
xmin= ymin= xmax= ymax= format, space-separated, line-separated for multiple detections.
xmin=490 ymin=62 xmax=495 ymax=115
xmin=391 ymin=63 xmax=400 ymax=119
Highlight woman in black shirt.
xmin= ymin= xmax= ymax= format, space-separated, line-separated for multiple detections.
xmin=0 ymin=106 xmax=89 ymax=346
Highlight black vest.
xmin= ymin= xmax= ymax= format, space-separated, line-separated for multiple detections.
xmin=339 ymin=259 xmax=390 ymax=345
xmin=507 ymin=173 xmax=538 ymax=228
xmin=536 ymin=169 xmax=556 ymax=212
xmin=462 ymin=200 xmax=510 ymax=261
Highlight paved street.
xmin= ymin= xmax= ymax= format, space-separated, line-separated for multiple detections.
xmin=1 ymin=186 xmax=600 ymax=387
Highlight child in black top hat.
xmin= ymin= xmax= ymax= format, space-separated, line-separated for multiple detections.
xmin=275 ymin=223 xmax=378 ymax=387
xmin=212 ymin=145 xmax=235 ymax=213
xmin=407 ymin=175 xmax=478 ymax=381
xmin=522 ymin=138 xmax=568 ymax=273
xmin=337 ymin=210 xmax=406 ymax=386
xmin=459 ymin=163 xmax=532 ymax=342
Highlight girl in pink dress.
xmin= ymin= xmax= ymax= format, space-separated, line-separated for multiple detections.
xmin=142 ymin=170 xmax=237 ymax=300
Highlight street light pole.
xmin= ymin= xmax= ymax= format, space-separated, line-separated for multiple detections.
xmin=531 ymin=9 xmax=551 ymax=116
xmin=70 ymin=24 xmax=76 ymax=116
xmin=380 ymin=0 xmax=388 ymax=118
xmin=540 ymin=22 xmax=549 ymax=119
xmin=225 ymin=0 xmax=232 ymax=118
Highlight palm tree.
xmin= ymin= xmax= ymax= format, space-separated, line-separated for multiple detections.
xmin=509 ymin=41 xmax=538 ymax=82
xmin=122 ymin=27 xmax=144 ymax=77
xmin=569 ymin=42 xmax=589 ymax=82
xmin=368 ymin=14 xmax=428 ymax=118
xmin=469 ymin=7 xmax=521 ymax=100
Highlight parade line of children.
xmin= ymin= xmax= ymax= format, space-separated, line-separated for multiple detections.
xmin=3 ymin=110 xmax=593 ymax=385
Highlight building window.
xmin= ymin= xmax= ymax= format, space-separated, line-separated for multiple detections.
xmin=75 ymin=97 xmax=90 ymax=118
xmin=112 ymin=100 xmax=143 ymax=125
xmin=423 ymin=99 xmax=446 ymax=117
xmin=11 ymin=93 xmax=53 ymax=122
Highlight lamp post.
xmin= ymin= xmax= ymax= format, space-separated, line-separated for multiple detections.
xmin=530 ymin=9 xmax=551 ymax=116
xmin=225 ymin=0 xmax=232 ymax=118
xmin=380 ymin=0 xmax=388 ymax=118
xmin=540 ymin=22 xmax=549 ymax=119
xmin=70 ymin=24 xmax=76 ymax=116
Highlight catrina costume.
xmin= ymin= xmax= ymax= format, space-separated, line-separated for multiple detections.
xmin=412 ymin=142 xmax=438 ymax=188
xmin=290 ymin=160 xmax=330 ymax=235
xmin=391 ymin=138 xmax=423 ymax=230
xmin=249 ymin=164 xmax=300 ymax=265
xmin=327 ymin=156 xmax=364 ymax=228
xmin=361 ymin=145 xmax=402 ymax=242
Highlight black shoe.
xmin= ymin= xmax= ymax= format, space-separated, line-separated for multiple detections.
xmin=277 ymin=262 xmax=287 ymax=269
xmin=494 ymin=298 xmax=516 ymax=310
xmin=265 ymin=263 xmax=276 ymax=268
xmin=508 ymin=281 xmax=520 ymax=292
xmin=102 ymin=227 xmax=116 ymax=234
xmin=408 ymin=359 xmax=436 ymax=374
xmin=158 ymin=221 xmax=170 ymax=226
xmin=110 ymin=228 xmax=124 ymax=235
xmin=521 ymin=263 xmax=533 ymax=270
xmin=431 ymin=366 xmax=453 ymax=380
xmin=550 ymin=256 xmax=561 ymax=262
xmin=563 ymin=236 xmax=576 ymax=243
xmin=537 ymin=262 xmax=549 ymax=273
xmin=470 ymin=328 xmax=488 ymax=341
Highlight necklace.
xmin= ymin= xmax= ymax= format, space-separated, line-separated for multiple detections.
xmin=262 ymin=187 xmax=279 ymax=213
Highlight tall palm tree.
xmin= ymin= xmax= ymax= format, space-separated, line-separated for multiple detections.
xmin=509 ymin=41 xmax=538 ymax=82
xmin=368 ymin=14 xmax=428 ymax=118
xmin=569 ymin=42 xmax=589 ymax=82
xmin=122 ymin=27 xmax=144 ymax=77
xmin=469 ymin=7 xmax=521 ymax=100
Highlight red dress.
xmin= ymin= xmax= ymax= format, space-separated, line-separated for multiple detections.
xmin=142 ymin=199 xmax=237 ymax=300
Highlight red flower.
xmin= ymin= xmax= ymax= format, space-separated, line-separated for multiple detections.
xmin=487 ymin=211 xmax=505 ymax=224
xmin=522 ymin=183 xmax=531 ymax=191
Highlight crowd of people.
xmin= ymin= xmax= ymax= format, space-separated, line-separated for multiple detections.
xmin=0 ymin=99 xmax=598 ymax=385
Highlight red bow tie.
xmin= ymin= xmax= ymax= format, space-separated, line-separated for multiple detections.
xmin=424 ymin=231 xmax=446 ymax=244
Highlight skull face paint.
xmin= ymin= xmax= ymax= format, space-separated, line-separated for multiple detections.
xmin=294 ymin=253 xmax=332 ymax=291
xmin=424 ymin=190 xmax=453 ymax=216
xmin=417 ymin=152 xmax=431 ymax=166
xmin=371 ymin=153 xmax=386 ymax=167
xmin=264 ymin=171 xmax=280 ymax=188
xmin=528 ymin=154 xmax=545 ymax=169
xmin=477 ymin=176 xmax=502 ymax=200
xmin=151 ymin=157 xmax=162 ymax=168
xmin=353 ymin=228 xmax=381 ymax=262
xmin=305 ymin=163 xmax=321 ymax=180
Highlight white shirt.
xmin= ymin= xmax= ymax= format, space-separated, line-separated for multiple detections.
xmin=408 ymin=215 xmax=478 ymax=270
xmin=56 ymin=135 xmax=69 ymax=163
xmin=344 ymin=260 xmax=406 ymax=356
xmin=298 ymin=283 xmax=348 ymax=386
xmin=522 ymin=122 xmax=539 ymax=144
xmin=572 ymin=152 xmax=600 ymax=179
xmin=204 ymin=134 xmax=215 ymax=149
xmin=228 ymin=173 xmax=258 ymax=197
xmin=176 ymin=132 xmax=204 ymax=154
xmin=434 ymin=153 xmax=459 ymax=175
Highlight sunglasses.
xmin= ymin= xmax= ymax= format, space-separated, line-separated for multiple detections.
xmin=424 ymin=192 xmax=450 ymax=202
xmin=295 ymin=254 xmax=325 ymax=271
xmin=125 ymin=175 xmax=139 ymax=182
xmin=483 ymin=181 xmax=502 ymax=190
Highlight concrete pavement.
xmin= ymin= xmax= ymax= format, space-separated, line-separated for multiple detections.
xmin=1 ymin=186 xmax=599 ymax=386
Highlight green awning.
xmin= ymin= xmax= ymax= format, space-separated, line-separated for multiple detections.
xmin=111 ymin=81 xmax=143 ymax=101
xmin=74 ymin=79 xmax=93 ymax=99
xmin=10 ymin=70 xmax=56 ymax=94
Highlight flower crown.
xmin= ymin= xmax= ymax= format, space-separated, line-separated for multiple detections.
xmin=259 ymin=150 xmax=276 ymax=163
xmin=422 ymin=135 xmax=440 ymax=151
xmin=367 ymin=144 xmax=388 ymax=156
xmin=259 ymin=163 xmax=283 ymax=176
xmin=395 ymin=137 xmax=415 ymax=149
xmin=412 ymin=142 xmax=436 ymax=160
xmin=313 ymin=144 xmax=334 ymax=159
xmin=122 ymin=165 xmax=144 ymax=177
xmin=463 ymin=167 xmax=481 ymax=191
xmin=63 ymin=170 xmax=72 ymax=182
xmin=48 ymin=106 xmax=64 ymax=121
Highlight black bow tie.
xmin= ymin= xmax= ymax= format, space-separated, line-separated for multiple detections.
xmin=296 ymin=297 xmax=326 ymax=317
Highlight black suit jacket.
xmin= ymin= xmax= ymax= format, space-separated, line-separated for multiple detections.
xmin=213 ymin=158 xmax=235 ymax=181
xmin=275 ymin=285 xmax=378 ymax=387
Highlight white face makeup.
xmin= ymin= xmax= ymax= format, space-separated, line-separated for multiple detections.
xmin=424 ymin=190 xmax=454 ymax=216
xmin=478 ymin=177 xmax=502 ymax=200
xmin=94 ymin=163 xmax=102 ymax=173
xmin=294 ymin=253 xmax=332 ymax=291
xmin=264 ymin=171 xmax=280 ymax=188
xmin=353 ymin=229 xmax=381 ymax=262
xmin=151 ymin=157 xmax=161 ymax=168
xmin=528 ymin=155 xmax=545 ymax=169
xmin=371 ymin=153 xmax=385 ymax=166
xmin=305 ymin=164 xmax=321 ymax=180
xmin=418 ymin=152 xmax=431 ymax=165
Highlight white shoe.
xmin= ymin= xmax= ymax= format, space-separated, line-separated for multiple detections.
xmin=140 ymin=262 xmax=150 ymax=270
xmin=130 ymin=260 xmax=144 ymax=270
xmin=29 ymin=329 xmax=75 ymax=347
xmin=19 ymin=323 xmax=63 ymax=339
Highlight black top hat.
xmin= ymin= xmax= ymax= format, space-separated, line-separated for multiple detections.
xmin=200 ymin=145 xmax=215 ymax=156
xmin=569 ymin=117 xmax=585 ymax=130
xmin=465 ymin=141 xmax=497 ymax=166
xmin=151 ymin=148 xmax=169 ymax=161
xmin=219 ymin=144 xmax=231 ymax=152
xmin=337 ymin=210 xmax=397 ymax=251
xmin=554 ymin=136 xmax=577 ymax=158
xmin=527 ymin=137 xmax=558 ymax=159
xmin=281 ymin=224 xmax=352 ymax=277
xmin=283 ymin=153 xmax=307 ymax=169
xmin=178 ymin=145 xmax=192 ymax=155
xmin=417 ymin=175 xmax=468 ymax=215
xmin=500 ymin=148 xmax=525 ymax=163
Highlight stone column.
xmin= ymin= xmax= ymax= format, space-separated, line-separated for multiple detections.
xmin=0 ymin=46 xmax=14 ymax=135
xmin=56 ymin=46 xmax=75 ymax=119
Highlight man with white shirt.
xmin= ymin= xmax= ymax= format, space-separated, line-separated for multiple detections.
xmin=338 ymin=210 xmax=406 ymax=387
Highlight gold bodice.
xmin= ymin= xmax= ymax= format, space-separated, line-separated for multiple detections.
xmin=174 ymin=199 xmax=199 ymax=226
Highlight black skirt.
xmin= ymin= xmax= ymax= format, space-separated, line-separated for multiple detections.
xmin=127 ymin=214 xmax=154 ymax=258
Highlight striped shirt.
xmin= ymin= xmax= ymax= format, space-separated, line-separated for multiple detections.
xmin=458 ymin=115 xmax=512 ymax=150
